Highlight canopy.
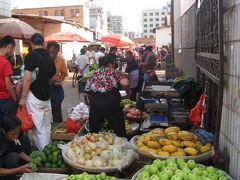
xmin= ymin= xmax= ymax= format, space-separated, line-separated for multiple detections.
xmin=101 ymin=34 xmax=135 ymax=47
xmin=0 ymin=18 xmax=36 ymax=40
xmin=45 ymin=31 xmax=89 ymax=42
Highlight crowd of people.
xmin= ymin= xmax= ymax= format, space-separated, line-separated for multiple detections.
xmin=0 ymin=32 xmax=169 ymax=179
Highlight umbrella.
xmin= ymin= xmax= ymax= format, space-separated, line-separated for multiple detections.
xmin=0 ymin=18 xmax=36 ymax=40
xmin=45 ymin=31 xmax=89 ymax=42
xmin=101 ymin=34 xmax=135 ymax=47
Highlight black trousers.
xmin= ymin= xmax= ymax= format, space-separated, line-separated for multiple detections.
xmin=0 ymin=98 xmax=18 ymax=126
xmin=89 ymin=92 xmax=126 ymax=137
xmin=52 ymin=105 xmax=63 ymax=123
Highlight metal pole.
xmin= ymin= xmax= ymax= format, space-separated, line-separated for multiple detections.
xmin=171 ymin=0 xmax=174 ymax=62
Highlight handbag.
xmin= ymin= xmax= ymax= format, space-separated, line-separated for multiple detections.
xmin=16 ymin=107 xmax=34 ymax=131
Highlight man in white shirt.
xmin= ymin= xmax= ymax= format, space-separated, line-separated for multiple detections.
xmin=76 ymin=48 xmax=90 ymax=75
xmin=94 ymin=47 xmax=105 ymax=64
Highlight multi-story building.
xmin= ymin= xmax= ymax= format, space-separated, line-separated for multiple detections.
xmin=0 ymin=0 xmax=11 ymax=18
xmin=142 ymin=1 xmax=171 ymax=38
xmin=107 ymin=12 xmax=123 ymax=34
xmin=12 ymin=5 xmax=90 ymax=27
xmin=89 ymin=6 xmax=108 ymax=40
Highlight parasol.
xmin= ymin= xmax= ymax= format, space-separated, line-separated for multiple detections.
xmin=0 ymin=18 xmax=36 ymax=40
xmin=45 ymin=31 xmax=89 ymax=42
xmin=101 ymin=34 xmax=135 ymax=47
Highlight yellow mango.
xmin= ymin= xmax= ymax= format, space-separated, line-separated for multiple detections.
xmin=178 ymin=148 xmax=184 ymax=152
xmin=142 ymin=135 xmax=151 ymax=145
xmin=182 ymin=141 xmax=197 ymax=148
xmin=162 ymin=145 xmax=178 ymax=153
xmin=172 ymin=140 xmax=181 ymax=148
xmin=184 ymin=147 xmax=199 ymax=156
xmin=171 ymin=151 xmax=186 ymax=157
xmin=150 ymin=134 xmax=165 ymax=142
xmin=165 ymin=132 xmax=178 ymax=141
xmin=178 ymin=132 xmax=194 ymax=141
xmin=165 ymin=126 xmax=181 ymax=134
xmin=157 ymin=151 xmax=170 ymax=156
xmin=147 ymin=141 xmax=161 ymax=149
xmin=140 ymin=146 xmax=149 ymax=151
xmin=196 ymin=141 xmax=203 ymax=150
xmin=136 ymin=141 xmax=145 ymax=148
xmin=159 ymin=139 xmax=172 ymax=146
xmin=205 ymin=142 xmax=213 ymax=148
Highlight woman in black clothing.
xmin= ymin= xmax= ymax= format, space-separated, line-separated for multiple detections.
xmin=84 ymin=56 xmax=129 ymax=137
xmin=0 ymin=116 xmax=32 ymax=180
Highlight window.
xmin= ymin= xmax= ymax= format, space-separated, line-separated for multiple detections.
xmin=55 ymin=10 xmax=59 ymax=16
xmin=150 ymin=35 xmax=154 ymax=38
xmin=162 ymin=12 xmax=165 ymax=15
xmin=70 ymin=9 xmax=74 ymax=17
xmin=144 ymin=13 xmax=147 ymax=16
xmin=150 ymin=24 xmax=153 ymax=27
xmin=162 ymin=17 xmax=166 ymax=21
xmin=168 ymin=12 xmax=171 ymax=15
xmin=144 ymin=35 xmax=148 ymax=38
xmin=39 ymin=11 xmax=43 ymax=16
xmin=60 ymin=9 xmax=65 ymax=16
xmin=150 ymin=29 xmax=153 ymax=33
xmin=144 ymin=24 xmax=147 ymax=27
xmin=144 ymin=19 xmax=147 ymax=22
xmin=156 ymin=24 xmax=159 ymax=27
xmin=44 ymin=11 xmax=48 ymax=16
xmin=75 ymin=9 xmax=80 ymax=17
xmin=149 ymin=13 xmax=153 ymax=16
xmin=155 ymin=12 xmax=159 ymax=16
xmin=156 ymin=18 xmax=159 ymax=21
xmin=150 ymin=18 xmax=153 ymax=21
xmin=144 ymin=30 xmax=147 ymax=33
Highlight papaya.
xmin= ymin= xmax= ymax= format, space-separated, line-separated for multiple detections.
xmin=171 ymin=151 xmax=186 ymax=157
xmin=193 ymin=134 xmax=199 ymax=141
xmin=142 ymin=135 xmax=151 ymax=145
xmin=157 ymin=151 xmax=170 ymax=156
xmin=200 ymin=142 xmax=212 ymax=153
xmin=150 ymin=128 xmax=165 ymax=134
xmin=196 ymin=141 xmax=203 ymax=150
xmin=147 ymin=141 xmax=161 ymax=149
xmin=159 ymin=139 xmax=172 ymax=146
xmin=136 ymin=141 xmax=145 ymax=148
xmin=162 ymin=145 xmax=178 ymax=153
xmin=178 ymin=131 xmax=194 ymax=141
xmin=178 ymin=148 xmax=184 ymax=152
xmin=150 ymin=134 xmax=165 ymax=141
xmin=171 ymin=140 xmax=181 ymax=148
xmin=146 ymin=148 xmax=157 ymax=153
xmin=165 ymin=126 xmax=181 ymax=134
xmin=140 ymin=146 xmax=149 ymax=151
xmin=165 ymin=132 xmax=178 ymax=141
xmin=182 ymin=141 xmax=197 ymax=148
xmin=184 ymin=147 xmax=199 ymax=156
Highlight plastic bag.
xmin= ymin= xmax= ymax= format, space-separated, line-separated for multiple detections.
xmin=16 ymin=107 xmax=34 ymax=131
xmin=65 ymin=118 xmax=81 ymax=133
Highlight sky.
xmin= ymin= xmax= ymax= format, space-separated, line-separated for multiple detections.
xmin=11 ymin=0 xmax=168 ymax=32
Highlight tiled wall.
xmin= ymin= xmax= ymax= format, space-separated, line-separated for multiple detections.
xmin=219 ymin=0 xmax=240 ymax=179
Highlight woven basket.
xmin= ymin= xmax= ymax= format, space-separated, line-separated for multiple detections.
xmin=130 ymin=136 xmax=214 ymax=162
xmin=131 ymin=166 xmax=234 ymax=180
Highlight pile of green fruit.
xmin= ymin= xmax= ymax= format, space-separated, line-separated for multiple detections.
xmin=42 ymin=141 xmax=68 ymax=169
xmin=29 ymin=151 xmax=46 ymax=171
xmin=89 ymin=64 xmax=99 ymax=71
xmin=135 ymin=158 xmax=230 ymax=180
xmin=62 ymin=172 xmax=118 ymax=180
xmin=83 ymin=70 xmax=97 ymax=78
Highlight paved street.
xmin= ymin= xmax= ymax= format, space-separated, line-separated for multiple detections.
xmin=61 ymin=73 xmax=84 ymax=121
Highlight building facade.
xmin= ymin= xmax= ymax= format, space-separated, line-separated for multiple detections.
xmin=107 ymin=12 xmax=123 ymax=34
xmin=142 ymin=1 xmax=171 ymax=38
xmin=12 ymin=5 xmax=89 ymax=27
xmin=0 ymin=0 xmax=11 ymax=18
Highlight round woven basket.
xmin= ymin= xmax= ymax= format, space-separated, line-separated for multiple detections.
xmin=62 ymin=149 xmax=136 ymax=173
xmin=130 ymin=136 xmax=214 ymax=162
xmin=131 ymin=166 xmax=234 ymax=180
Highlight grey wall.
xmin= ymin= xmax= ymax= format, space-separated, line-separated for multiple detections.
xmin=173 ymin=2 xmax=196 ymax=78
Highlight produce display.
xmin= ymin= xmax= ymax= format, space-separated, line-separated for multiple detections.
xmin=133 ymin=158 xmax=231 ymax=180
xmin=68 ymin=103 xmax=89 ymax=121
xmin=133 ymin=127 xmax=213 ymax=157
xmin=30 ymin=141 xmax=67 ymax=171
xmin=126 ymin=107 xmax=149 ymax=119
xmin=122 ymin=99 xmax=136 ymax=111
xmin=62 ymin=172 xmax=118 ymax=180
xmin=89 ymin=64 xmax=99 ymax=71
xmin=83 ymin=70 xmax=97 ymax=79
xmin=62 ymin=133 xmax=135 ymax=170
xmin=85 ymin=119 xmax=133 ymax=133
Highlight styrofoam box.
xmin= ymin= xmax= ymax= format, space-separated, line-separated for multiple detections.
xmin=20 ymin=173 xmax=67 ymax=180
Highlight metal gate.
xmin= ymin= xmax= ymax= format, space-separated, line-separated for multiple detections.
xmin=195 ymin=0 xmax=224 ymax=147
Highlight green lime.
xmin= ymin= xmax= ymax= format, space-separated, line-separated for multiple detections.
xmin=52 ymin=151 xmax=59 ymax=157
xmin=44 ymin=162 xmax=51 ymax=168
xmin=48 ymin=155 xmax=53 ymax=162
xmin=51 ymin=163 xmax=57 ymax=168
xmin=52 ymin=156 xmax=58 ymax=163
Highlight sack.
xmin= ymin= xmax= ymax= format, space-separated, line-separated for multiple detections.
xmin=16 ymin=107 xmax=34 ymax=131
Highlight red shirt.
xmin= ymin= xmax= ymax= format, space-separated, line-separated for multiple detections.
xmin=0 ymin=56 xmax=13 ymax=99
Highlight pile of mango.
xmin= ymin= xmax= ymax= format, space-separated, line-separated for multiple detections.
xmin=135 ymin=127 xmax=212 ymax=156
